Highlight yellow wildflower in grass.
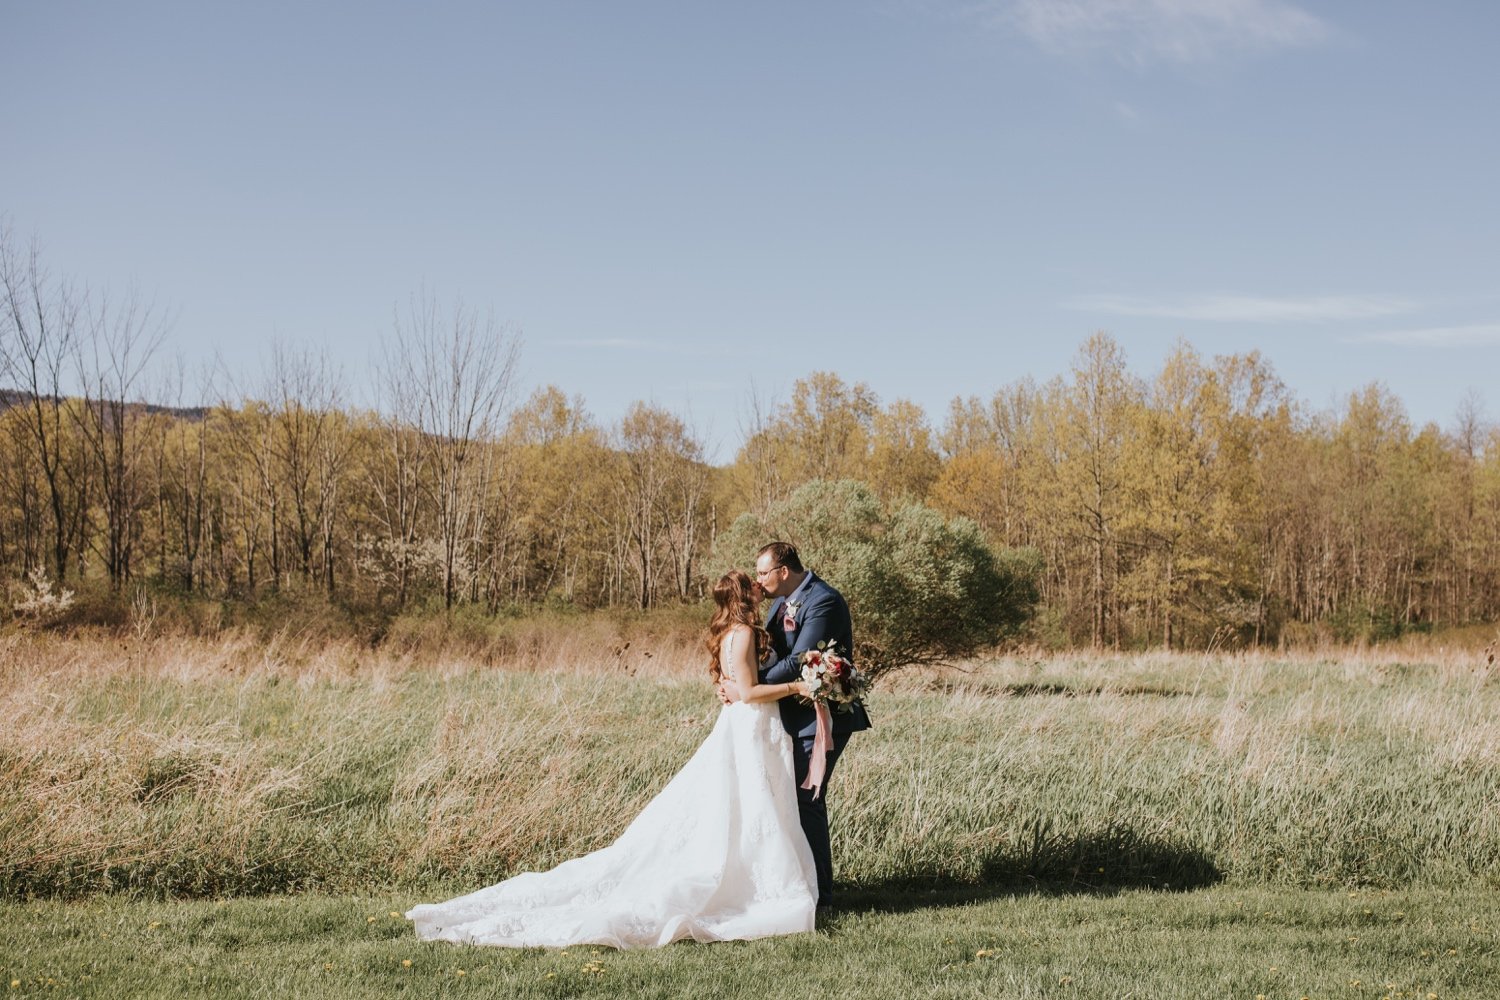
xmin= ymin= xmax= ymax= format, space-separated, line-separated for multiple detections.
xmin=456 ymin=969 xmax=466 ymax=977
xmin=9 ymin=981 xmax=18 ymax=990
xmin=390 ymin=912 xmax=401 ymax=918
xmin=401 ymin=959 xmax=412 ymax=968
xmin=148 ymin=921 xmax=161 ymax=929
xmin=367 ymin=916 xmax=378 ymax=924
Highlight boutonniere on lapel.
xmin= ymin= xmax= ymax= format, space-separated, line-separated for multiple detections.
xmin=782 ymin=599 xmax=802 ymax=632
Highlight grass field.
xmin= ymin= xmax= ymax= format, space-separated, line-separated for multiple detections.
xmin=2 ymin=629 xmax=1497 ymax=996
xmin=4 ymin=886 xmax=1497 ymax=999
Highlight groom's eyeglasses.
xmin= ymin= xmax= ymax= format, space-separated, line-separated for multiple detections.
xmin=755 ymin=564 xmax=783 ymax=579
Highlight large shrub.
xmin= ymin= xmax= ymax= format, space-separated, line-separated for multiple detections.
xmin=715 ymin=479 xmax=1039 ymax=676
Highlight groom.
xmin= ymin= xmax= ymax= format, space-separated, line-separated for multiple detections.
xmin=730 ymin=541 xmax=871 ymax=910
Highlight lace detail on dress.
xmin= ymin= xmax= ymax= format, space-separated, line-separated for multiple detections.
xmin=406 ymin=698 xmax=815 ymax=949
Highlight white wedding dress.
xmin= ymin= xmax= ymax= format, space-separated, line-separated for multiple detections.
xmin=406 ymin=690 xmax=817 ymax=949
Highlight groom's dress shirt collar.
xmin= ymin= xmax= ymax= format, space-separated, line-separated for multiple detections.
xmin=784 ymin=571 xmax=815 ymax=610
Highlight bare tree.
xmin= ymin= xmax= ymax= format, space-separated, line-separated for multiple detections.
xmin=155 ymin=357 xmax=214 ymax=590
xmin=0 ymin=225 xmax=87 ymax=582
xmin=388 ymin=289 xmax=520 ymax=610
xmin=611 ymin=402 xmax=709 ymax=608
xmin=368 ymin=333 xmax=430 ymax=608
xmin=72 ymin=289 xmax=167 ymax=588
xmin=257 ymin=343 xmax=350 ymax=593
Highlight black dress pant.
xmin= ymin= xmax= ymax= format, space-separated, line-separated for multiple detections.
xmin=790 ymin=729 xmax=854 ymax=905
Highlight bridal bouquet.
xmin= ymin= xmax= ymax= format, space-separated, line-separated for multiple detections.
xmin=798 ymin=643 xmax=868 ymax=707
xmin=797 ymin=643 xmax=867 ymax=801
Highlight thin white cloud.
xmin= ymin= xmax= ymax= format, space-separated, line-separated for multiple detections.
xmin=1068 ymin=293 xmax=1416 ymax=324
xmin=1348 ymin=324 xmax=1500 ymax=348
xmin=994 ymin=0 xmax=1331 ymax=64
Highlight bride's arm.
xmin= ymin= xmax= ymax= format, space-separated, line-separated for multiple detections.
xmin=727 ymin=625 xmax=808 ymax=704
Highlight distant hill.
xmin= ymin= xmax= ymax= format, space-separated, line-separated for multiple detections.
xmin=0 ymin=388 xmax=209 ymax=422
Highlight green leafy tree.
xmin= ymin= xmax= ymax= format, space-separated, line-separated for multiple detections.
xmin=716 ymin=479 xmax=1038 ymax=676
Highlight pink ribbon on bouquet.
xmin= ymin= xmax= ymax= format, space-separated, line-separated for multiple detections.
xmin=800 ymin=702 xmax=834 ymax=800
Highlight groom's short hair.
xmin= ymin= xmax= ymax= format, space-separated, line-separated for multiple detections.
xmin=758 ymin=541 xmax=803 ymax=573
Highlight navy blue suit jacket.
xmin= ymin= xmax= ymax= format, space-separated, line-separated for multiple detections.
xmin=759 ymin=572 xmax=873 ymax=740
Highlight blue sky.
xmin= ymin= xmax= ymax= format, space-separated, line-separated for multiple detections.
xmin=4 ymin=1 xmax=1497 ymax=458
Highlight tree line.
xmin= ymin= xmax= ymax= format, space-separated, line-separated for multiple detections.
xmin=3 ymin=228 xmax=1498 ymax=648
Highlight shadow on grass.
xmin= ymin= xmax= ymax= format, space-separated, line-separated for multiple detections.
xmin=832 ymin=820 xmax=1222 ymax=919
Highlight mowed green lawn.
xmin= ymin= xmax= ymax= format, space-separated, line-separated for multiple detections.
xmin=4 ymin=887 xmax=1496 ymax=999
xmin=3 ymin=638 xmax=1497 ymax=997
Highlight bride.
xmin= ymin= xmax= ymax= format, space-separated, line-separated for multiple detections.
xmin=405 ymin=569 xmax=818 ymax=949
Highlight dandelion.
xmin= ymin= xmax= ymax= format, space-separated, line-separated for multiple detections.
xmin=456 ymin=969 xmax=466 ymax=977
xmin=367 ymin=916 xmax=378 ymax=924
xmin=401 ymin=959 xmax=412 ymax=968
xmin=9 ymin=981 xmax=17 ymax=990
xmin=390 ymin=911 xmax=401 ymax=918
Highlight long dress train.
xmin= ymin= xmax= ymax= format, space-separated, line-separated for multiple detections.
xmin=405 ymin=699 xmax=817 ymax=949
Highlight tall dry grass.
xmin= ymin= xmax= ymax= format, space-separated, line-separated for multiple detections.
xmin=1 ymin=629 xmax=1496 ymax=899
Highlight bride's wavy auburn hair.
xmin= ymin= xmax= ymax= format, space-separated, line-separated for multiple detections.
xmin=707 ymin=569 xmax=770 ymax=682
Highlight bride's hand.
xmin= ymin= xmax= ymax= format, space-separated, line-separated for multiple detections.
xmin=789 ymin=681 xmax=810 ymax=699
xmin=717 ymin=678 xmax=743 ymax=705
